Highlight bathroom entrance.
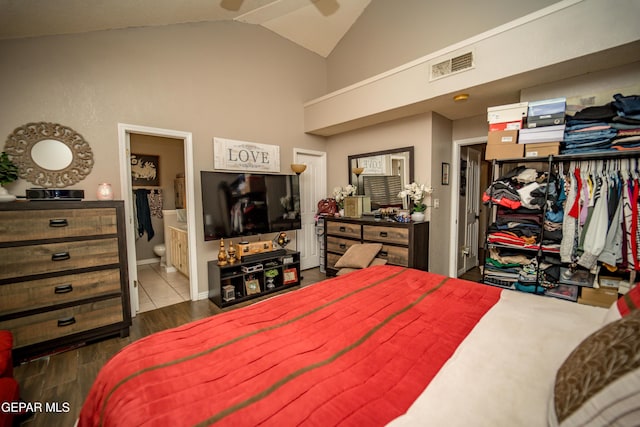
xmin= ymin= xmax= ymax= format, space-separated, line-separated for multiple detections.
xmin=130 ymin=133 xmax=190 ymax=313
xmin=118 ymin=123 xmax=196 ymax=316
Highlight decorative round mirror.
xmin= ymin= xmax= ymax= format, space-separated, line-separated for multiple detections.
xmin=4 ymin=122 xmax=94 ymax=188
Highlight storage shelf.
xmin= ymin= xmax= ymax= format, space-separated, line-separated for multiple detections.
xmin=208 ymin=250 xmax=300 ymax=308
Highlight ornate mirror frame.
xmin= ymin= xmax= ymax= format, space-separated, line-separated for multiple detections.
xmin=4 ymin=122 xmax=94 ymax=188
xmin=348 ymin=146 xmax=414 ymax=208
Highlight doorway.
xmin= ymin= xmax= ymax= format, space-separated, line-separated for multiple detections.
xmin=293 ymin=148 xmax=327 ymax=271
xmin=448 ymin=137 xmax=489 ymax=278
xmin=118 ymin=123 xmax=197 ymax=316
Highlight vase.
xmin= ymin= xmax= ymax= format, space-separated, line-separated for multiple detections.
xmin=339 ymin=208 xmax=345 ymax=217
xmin=411 ymin=211 xmax=425 ymax=222
xmin=0 ymin=185 xmax=16 ymax=202
xmin=97 ymin=183 xmax=114 ymax=200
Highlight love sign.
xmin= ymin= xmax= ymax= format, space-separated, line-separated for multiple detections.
xmin=213 ymin=137 xmax=280 ymax=173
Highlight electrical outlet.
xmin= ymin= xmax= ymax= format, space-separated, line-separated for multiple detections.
xmin=433 ymin=198 xmax=440 ymax=208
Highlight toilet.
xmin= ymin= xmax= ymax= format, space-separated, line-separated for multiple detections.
xmin=153 ymin=243 xmax=166 ymax=267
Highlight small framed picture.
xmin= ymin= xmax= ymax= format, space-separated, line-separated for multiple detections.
xmin=245 ymin=278 xmax=261 ymax=295
xmin=441 ymin=162 xmax=450 ymax=186
xmin=283 ymin=268 xmax=298 ymax=284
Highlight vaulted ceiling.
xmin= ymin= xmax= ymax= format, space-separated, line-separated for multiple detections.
xmin=0 ymin=0 xmax=371 ymax=57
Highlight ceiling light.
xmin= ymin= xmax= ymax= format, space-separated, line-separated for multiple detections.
xmin=453 ymin=93 xmax=470 ymax=102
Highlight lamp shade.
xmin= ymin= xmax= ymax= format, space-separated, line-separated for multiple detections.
xmin=290 ymin=164 xmax=307 ymax=175
xmin=353 ymin=167 xmax=364 ymax=176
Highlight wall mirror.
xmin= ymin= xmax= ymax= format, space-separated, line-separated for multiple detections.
xmin=4 ymin=122 xmax=94 ymax=188
xmin=348 ymin=146 xmax=414 ymax=209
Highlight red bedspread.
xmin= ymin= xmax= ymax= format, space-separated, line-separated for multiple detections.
xmin=79 ymin=266 xmax=501 ymax=427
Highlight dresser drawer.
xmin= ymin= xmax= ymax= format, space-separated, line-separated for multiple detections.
xmin=0 ymin=269 xmax=121 ymax=316
xmin=363 ymin=225 xmax=409 ymax=246
xmin=326 ymin=252 xmax=343 ymax=270
xmin=0 ymin=238 xmax=119 ymax=281
xmin=0 ymin=208 xmax=117 ymax=243
xmin=326 ymin=236 xmax=359 ymax=255
xmin=377 ymin=245 xmax=409 ymax=267
xmin=0 ymin=297 xmax=124 ymax=349
xmin=326 ymin=222 xmax=361 ymax=239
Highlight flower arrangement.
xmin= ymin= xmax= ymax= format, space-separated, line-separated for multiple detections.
xmin=0 ymin=152 xmax=18 ymax=186
xmin=398 ymin=182 xmax=433 ymax=213
xmin=332 ymin=184 xmax=357 ymax=209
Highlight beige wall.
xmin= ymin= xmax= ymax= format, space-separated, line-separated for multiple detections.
xmin=429 ymin=112 xmax=453 ymax=274
xmin=131 ymin=134 xmax=185 ymax=261
xmin=326 ymin=113 xmax=432 ymax=195
xmin=0 ymin=21 xmax=327 ymax=297
xmin=326 ymin=0 xmax=561 ymax=91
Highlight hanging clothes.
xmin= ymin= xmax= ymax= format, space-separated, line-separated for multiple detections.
xmin=148 ymin=189 xmax=164 ymax=219
xmin=135 ymin=188 xmax=155 ymax=241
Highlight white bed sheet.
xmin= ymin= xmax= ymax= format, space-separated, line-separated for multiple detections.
xmin=388 ymin=290 xmax=607 ymax=427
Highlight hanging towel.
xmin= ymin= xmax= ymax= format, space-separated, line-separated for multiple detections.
xmin=149 ymin=189 xmax=164 ymax=219
xmin=135 ymin=189 xmax=155 ymax=241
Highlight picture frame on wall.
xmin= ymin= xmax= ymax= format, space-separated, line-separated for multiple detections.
xmin=441 ymin=162 xmax=450 ymax=186
xmin=131 ymin=154 xmax=160 ymax=186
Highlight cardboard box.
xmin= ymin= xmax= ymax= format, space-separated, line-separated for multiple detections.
xmin=489 ymin=120 xmax=523 ymax=132
xmin=578 ymin=286 xmax=619 ymax=308
xmin=487 ymin=102 xmax=528 ymax=124
xmin=484 ymin=130 xmax=524 ymax=160
xmin=598 ymin=276 xmax=622 ymax=289
xmin=485 ymin=130 xmax=523 ymax=160
xmin=527 ymin=97 xmax=566 ymax=118
xmin=519 ymin=125 xmax=566 ymax=144
xmin=524 ymin=142 xmax=560 ymax=158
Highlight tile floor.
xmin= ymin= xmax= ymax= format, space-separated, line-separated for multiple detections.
xmin=136 ymin=263 xmax=190 ymax=313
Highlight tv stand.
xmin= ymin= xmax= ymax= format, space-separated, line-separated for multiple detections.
xmin=208 ymin=249 xmax=300 ymax=308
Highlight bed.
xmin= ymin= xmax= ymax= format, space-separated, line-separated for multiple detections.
xmin=78 ymin=265 xmax=639 ymax=427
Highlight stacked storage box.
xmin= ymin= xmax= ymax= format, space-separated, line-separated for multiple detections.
xmin=485 ymin=102 xmax=528 ymax=160
xmin=520 ymin=98 xmax=566 ymax=158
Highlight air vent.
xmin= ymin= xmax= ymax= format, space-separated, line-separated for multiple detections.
xmin=430 ymin=51 xmax=474 ymax=81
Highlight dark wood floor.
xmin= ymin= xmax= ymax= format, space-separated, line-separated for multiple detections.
xmin=13 ymin=267 xmax=327 ymax=427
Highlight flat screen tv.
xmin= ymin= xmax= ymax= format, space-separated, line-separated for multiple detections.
xmin=201 ymin=171 xmax=302 ymax=241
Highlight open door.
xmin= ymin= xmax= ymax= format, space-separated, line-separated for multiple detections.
xmin=294 ymin=148 xmax=327 ymax=270
xmin=457 ymin=147 xmax=481 ymax=275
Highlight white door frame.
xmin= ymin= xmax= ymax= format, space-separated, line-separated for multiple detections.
xmin=448 ymin=136 xmax=487 ymax=278
xmin=118 ymin=123 xmax=198 ymax=316
xmin=293 ymin=147 xmax=327 ymax=269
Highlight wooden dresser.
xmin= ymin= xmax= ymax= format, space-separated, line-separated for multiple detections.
xmin=0 ymin=201 xmax=131 ymax=362
xmin=324 ymin=217 xmax=429 ymax=276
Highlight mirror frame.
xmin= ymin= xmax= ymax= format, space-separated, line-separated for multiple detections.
xmin=4 ymin=122 xmax=94 ymax=188
xmin=348 ymin=146 xmax=414 ymax=187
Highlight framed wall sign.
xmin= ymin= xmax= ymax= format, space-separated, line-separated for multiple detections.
xmin=131 ymin=154 xmax=160 ymax=186
xmin=213 ymin=137 xmax=280 ymax=172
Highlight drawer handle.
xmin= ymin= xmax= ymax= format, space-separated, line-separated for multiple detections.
xmin=339 ymin=226 xmax=346 ymax=232
xmin=339 ymin=243 xmax=346 ymax=249
xmin=57 ymin=316 xmax=76 ymax=327
xmin=54 ymin=284 xmax=73 ymax=294
xmin=379 ymin=231 xmax=388 ymax=237
xmin=379 ymin=251 xmax=388 ymax=258
xmin=49 ymin=218 xmax=69 ymax=227
xmin=52 ymin=252 xmax=70 ymax=261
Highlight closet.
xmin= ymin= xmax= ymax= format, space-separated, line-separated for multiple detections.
xmin=482 ymin=152 xmax=639 ymax=305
